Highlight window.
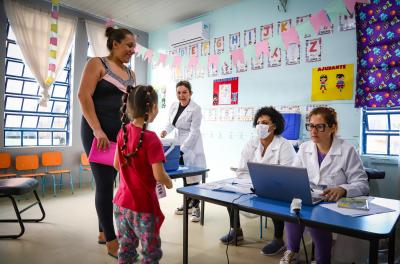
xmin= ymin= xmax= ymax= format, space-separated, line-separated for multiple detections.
xmin=362 ymin=108 xmax=400 ymax=156
xmin=3 ymin=24 xmax=71 ymax=147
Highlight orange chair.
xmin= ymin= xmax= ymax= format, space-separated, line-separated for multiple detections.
xmin=79 ymin=153 xmax=94 ymax=190
xmin=41 ymin=152 xmax=73 ymax=197
xmin=15 ymin=155 xmax=46 ymax=196
xmin=0 ymin=152 xmax=17 ymax=178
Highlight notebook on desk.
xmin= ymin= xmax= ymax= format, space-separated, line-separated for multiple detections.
xmin=247 ymin=162 xmax=324 ymax=206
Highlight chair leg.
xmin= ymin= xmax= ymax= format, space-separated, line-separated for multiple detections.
xmin=59 ymin=174 xmax=63 ymax=191
xmin=69 ymin=173 xmax=74 ymax=194
xmin=0 ymin=190 xmax=45 ymax=239
xmin=78 ymin=167 xmax=82 ymax=189
xmin=52 ymin=175 xmax=57 ymax=197
xmin=41 ymin=177 xmax=46 ymax=197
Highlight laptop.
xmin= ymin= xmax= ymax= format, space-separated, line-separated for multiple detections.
xmin=247 ymin=162 xmax=324 ymax=206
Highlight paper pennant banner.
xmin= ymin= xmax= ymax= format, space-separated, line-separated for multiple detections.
xmin=295 ymin=20 xmax=317 ymax=38
xmin=219 ymin=52 xmax=231 ymax=67
xmin=281 ymin=28 xmax=300 ymax=50
xmin=49 ymin=50 xmax=57 ymax=59
xmin=325 ymin=0 xmax=349 ymax=16
xmin=172 ymin=55 xmax=182 ymax=68
xmin=199 ymin=56 xmax=208 ymax=70
xmin=157 ymin=53 xmax=167 ymax=66
xmin=152 ymin=52 xmax=160 ymax=65
xmin=182 ymin=55 xmax=189 ymax=68
xmin=51 ymin=24 xmax=58 ymax=33
xmin=51 ymin=0 xmax=60 ymax=4
xmin=51 ymin=11 xmax=59 ymax=19
xmin=166 ymin=54 xmax=174 ymax=67
xmin=231 ymin=48 xmax=245 ymax=67
xmin=144 ymin=49 xmax=153 ymax=61
xmin=188 ymin=55 xmax=199 ymax=69
xmin=244 ymin=44 xmax=257 ymax=59
xmin=268 ymin=35 xmax=285 ymax=50
xmin=310 ymin=10 xmax=331 ymax=34
xmin=208 ymin=54 xmax=219 ymax=68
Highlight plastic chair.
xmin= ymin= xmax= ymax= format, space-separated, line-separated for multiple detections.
xmin=41 ymin=152 xmax=73 ymax=196
xmin=15 ymin=155 xmax=47 ymax=196
xmin=0 ymin=152 xmax=17 ymax=178
xmin=79 ymin=152 xmax=94 ymax=190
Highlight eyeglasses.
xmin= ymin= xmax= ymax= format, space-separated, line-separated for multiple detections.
xmin=305 ymin=123 xmax=329 ymax=132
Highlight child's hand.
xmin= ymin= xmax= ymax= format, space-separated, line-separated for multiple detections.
xmin=165 ymin=179 xmax=173 ymax=189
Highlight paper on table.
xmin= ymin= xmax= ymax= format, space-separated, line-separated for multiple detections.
xmin=199 ymin=181 xmax=253 ymax=194
xmin=320 ymin=198 xmax=395 ymax=217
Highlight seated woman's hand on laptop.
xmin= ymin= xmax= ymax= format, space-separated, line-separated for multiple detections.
xmin=322 ymin=187 xmax=347 ymax=202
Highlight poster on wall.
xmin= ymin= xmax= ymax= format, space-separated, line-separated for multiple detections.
xmin=286 ymin=43 xmax=300 ymax=65
xmin=268 ymin=47 xmax=281 ymax=67
xmin=311 ymin=64 xmax=354 ymax=101
xmin=229 ymin=32 xmax=241 ymax=50
xmin=214 ymin=36 xmax=224 ymax=54
xmin=221 ymin=55 xmax=233 ymax=75
xmin=319 ymin=23 xmax=334 ymax=35
xmin=296 ymin=14 xmax=312 ymax=38
xmin=208 ymin=64 xmax=218 ymax=77
xmin=201 ymin=41 xmax=210 ymax=56
xmin=213 ymin=77 xmax=239 ymax=105
xmin=251 ymin=54 xmax=264 ymax=70
xmin=260 ymin=23 xmax=274 ymax=40
xmin=278 ymin=19 xmax=292 ymax=34
xmin=305 ymin=38 xmax=322 ymax=62
xmin=339 ymin=14 xmax=356 ymax=31
xmin=244 ymin=28 xmax=257 ymax=46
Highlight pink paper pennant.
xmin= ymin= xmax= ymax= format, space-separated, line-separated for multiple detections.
xmin=256 ymin=40 xmax=269 ymax=57
xmin=281 ymin=28 xmax=300 ymax=50
xmin=172 ymin=55 xmax=182 ymax=68
xmin=231 ymin=49 xmax=245 ymax=66
xmin=48 ymin=63 xmax=56 ymax=72
xmin=188 ymin=55 xmax=199 ymax=69
xmin=158 ymin=53 xmax=167 ymax=66
xmin=144 ymin=49 xmax=153 ymax=61
xmin=208 ymin=54 xmax=219 ymax=68
xmin=51 ymin=11 xmax=59 ymax=19
xmin=310 ymin=10 xmax=331 ymax=34
xmin=50 ymin=37 xmax=57 ymax=46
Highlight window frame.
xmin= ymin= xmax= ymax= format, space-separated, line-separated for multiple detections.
xmin=362 ymin=107 xmax=400 ymax=157
xmin=3 ymin=23 xmax=72 ymax=147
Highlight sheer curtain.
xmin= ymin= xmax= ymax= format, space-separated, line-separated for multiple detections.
xmin=85 ymin=20 xmax=109 ymax=57
xmin=4 ymin=0 xmax=77 ymax=106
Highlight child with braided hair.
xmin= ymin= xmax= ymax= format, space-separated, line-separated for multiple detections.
xmin=113 ymin=85 xmax=173 ymax=264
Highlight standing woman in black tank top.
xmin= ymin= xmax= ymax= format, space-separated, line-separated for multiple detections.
xmin=78 ymin=27 xmax=136 ymax=258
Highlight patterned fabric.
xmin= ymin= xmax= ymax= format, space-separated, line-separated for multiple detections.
xmin=114 ymin=205 xmax=162 ymax=264
xmin=355 ymin=0 xmax=400 ymax=108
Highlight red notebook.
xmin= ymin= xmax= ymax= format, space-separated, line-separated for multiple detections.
xmin=88 ymin=138 xmax=117 ymax=166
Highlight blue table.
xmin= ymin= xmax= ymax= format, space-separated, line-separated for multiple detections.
xmin=168 ymin=166 xmax=209 ymax=225
xmin=177 ymin=181 xmax=400 ymax=264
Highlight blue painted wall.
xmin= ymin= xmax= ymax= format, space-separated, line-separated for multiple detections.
xmin=147 ymin=0 xmax=399 ymax=198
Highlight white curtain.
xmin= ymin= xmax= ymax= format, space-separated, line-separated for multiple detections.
xmin=85 ymin=20 xmax=109 ymax=57
xmin=4 ymin=0 xmax=77 ymax=105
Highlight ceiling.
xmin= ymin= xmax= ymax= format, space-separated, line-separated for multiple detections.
xmin=60 ymin=0 xmax=240 ymax=32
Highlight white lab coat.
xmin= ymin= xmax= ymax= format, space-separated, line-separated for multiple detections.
xmin=293 ymin=136 xmax=369 ymax=197
xmin=164 ymin=100 xmax=206 ymax=184
xmin=236 ymin=135 xmax=296 ymax=179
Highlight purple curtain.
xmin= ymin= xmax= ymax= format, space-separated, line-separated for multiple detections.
xmin=355 ymin=0 xmax=400 ymax=108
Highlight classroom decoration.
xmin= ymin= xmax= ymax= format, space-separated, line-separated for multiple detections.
xmin=213 ymin=77 xmax=239 ymax=105
xmin=40 ymin=0 xmax=59 ymax=106
xmin=355 ymin=0 xmax=400 ymax=108
xmin=312 ymin=64 xmax=354 ymax=101
xmin=136 ymin=0 xmax=372 ymax=80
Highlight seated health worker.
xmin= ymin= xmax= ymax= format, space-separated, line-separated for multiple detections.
xmin=220 ymin=106 xmax=296 ymax=256
xmin=280 ymin=107 xmax=369 ymax=264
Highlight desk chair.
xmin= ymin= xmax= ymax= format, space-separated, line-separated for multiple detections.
xmin=0 ymin=152 xmax=17 ymax=178
xmin=15 ymin=155 xmax=47 ymax=196
xmin=0 ymin=178 xmax=45 ymax=238
xmin=41 ymin=152 xmax=73 ymax=197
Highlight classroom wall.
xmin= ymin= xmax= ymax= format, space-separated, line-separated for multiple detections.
xmin=148 ymin=0 xmax=400 ymax=198
xmin=0 ymin=0 xmax=149 ymax=186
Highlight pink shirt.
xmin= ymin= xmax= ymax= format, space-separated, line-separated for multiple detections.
xmin=113 ymin=123 xmax=165 ymax=232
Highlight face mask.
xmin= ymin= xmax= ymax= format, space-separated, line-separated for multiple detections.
xmin=256 ymin=124 xmax=270 ymax=139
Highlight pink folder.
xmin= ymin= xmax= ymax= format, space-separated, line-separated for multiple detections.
xmin=88 ymin=138 xmax=117 ymax=166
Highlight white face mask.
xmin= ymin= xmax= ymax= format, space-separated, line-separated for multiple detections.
xmin=256 ymin=124 xmax=270 ymax=139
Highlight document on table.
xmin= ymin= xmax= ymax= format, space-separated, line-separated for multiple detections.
xmin=199 ymin=179 xmax=253 ymax=194
xmin=320 ymin=197 xmax=395 ymax=217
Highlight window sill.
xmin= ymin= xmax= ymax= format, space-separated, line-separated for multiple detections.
xmin=361 ymin=155 xmax=399 ymax=165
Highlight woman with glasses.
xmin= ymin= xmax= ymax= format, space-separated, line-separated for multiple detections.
xmin=280 ymin=107 xmax=369 ymax=264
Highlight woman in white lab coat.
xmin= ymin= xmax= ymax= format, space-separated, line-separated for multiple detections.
xmin=280 ymin=107 xmax=369 ymax=264
xmin=220 ymin=106 xmax=296 ymax=256
xmin=160 ymin=80 xmax=206 ymax=223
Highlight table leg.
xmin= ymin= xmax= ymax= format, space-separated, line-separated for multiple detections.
xmin=200 ymin=172 xmax=206 ymax=226
xmin=369 ymin=239 xmax=378 ymax=264
xmin=183 ymin=195 xmax=188 ymax=264
xmin=389 ymin=232 xmax=395 ymax=264
xmin=233 ymin=208 xmax=239 ymax=246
